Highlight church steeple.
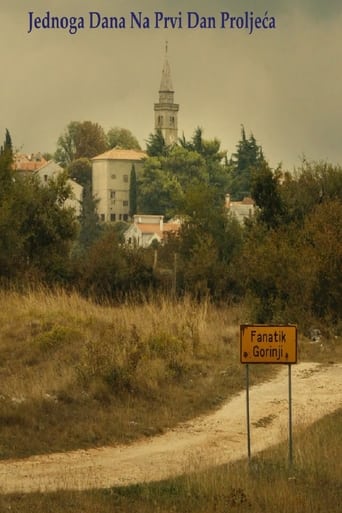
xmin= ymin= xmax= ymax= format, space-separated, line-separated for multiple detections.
xmin=159 ymin=42 xmax=173 ymax=92
xmin=154 ymin=43 xmax=179 ymax=146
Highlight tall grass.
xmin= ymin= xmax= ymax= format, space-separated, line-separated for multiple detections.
xmin=1 ymin=287 xmax=268 ymax=458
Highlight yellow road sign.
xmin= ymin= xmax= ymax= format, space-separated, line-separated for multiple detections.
xmin=240 ymin=324 xmax=297 ymax=364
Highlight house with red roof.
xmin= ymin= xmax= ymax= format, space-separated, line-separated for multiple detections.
xmin=124 ymin=214 xmax=181 ymax=248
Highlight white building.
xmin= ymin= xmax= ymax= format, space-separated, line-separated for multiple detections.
xmin=92 ymin=148 xmax=146 ymax=223
xmin=35 ymin=160 xmax=83 ymax=217
xmin=225 ymin=194 xmax=255 ymax=224
xmin=124 ymin=214 xmax=180 ymax=248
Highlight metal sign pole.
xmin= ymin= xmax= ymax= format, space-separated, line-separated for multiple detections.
xmin=288 ymin=363 xmax=293 ymax=466
xmin=246 ymin=364 xmax=251 ymax=461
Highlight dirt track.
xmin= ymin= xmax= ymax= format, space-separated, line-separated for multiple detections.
xmin=0 ymin=361 xmax=341 ymax=494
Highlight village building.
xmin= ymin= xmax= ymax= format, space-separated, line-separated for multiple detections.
xmin=35 ymin=160 xmax=83 ymax=217
xmin=13 ymin=152 xmax=47 ymax=174
xmin=92 ymin=148 xmax=146 ymax=223
xmin=124 ymin=214 xmax=181 ymax=248
xmin=225 ymin=194 xmax=255 ymax=223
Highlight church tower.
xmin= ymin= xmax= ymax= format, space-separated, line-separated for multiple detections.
xmin=154 ymin=43 xmax=179 ymax=146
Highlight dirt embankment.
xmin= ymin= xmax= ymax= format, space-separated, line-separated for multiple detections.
xmin=0 ymin=362 xmax=341 ymax=494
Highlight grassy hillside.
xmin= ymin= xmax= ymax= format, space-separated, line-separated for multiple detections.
xmin=0 ymin=288 xmax=341 ymax=511
xmin=1 ymin=288 xmax=339 ymax=460
xmin=0 ymin=288 xmax=280 ymax=459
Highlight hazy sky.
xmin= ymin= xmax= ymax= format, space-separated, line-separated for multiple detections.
xmin=1 ymin=0 xmax=342 ymax=170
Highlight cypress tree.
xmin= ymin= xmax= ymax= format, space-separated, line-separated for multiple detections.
xmin=129 ymin=164 xmax=137 ymax=218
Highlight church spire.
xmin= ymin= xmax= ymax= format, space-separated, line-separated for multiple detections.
xmin=154 ymin=43 xmax=179 ymax=146
xmin=159 ymin=41 xmax=173 ymax=92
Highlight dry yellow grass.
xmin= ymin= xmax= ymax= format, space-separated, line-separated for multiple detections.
xmin=0 ymin=288 xmax=341 ymax=511
xmin=1 ymin=287 xmax=271 ymax=458
xmin=1 ymin=287 xmax=339 ymax=460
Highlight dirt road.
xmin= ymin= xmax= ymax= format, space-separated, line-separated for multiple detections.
xmin=0 ymin=362 xmax=341 ymax=494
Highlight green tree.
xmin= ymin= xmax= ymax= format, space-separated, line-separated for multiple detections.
xmin=75 ymin=184 xmax=102 ymax=254
xmin=55 ymin=121 xmax=107 ymax=166
xmin=78 ymin=229 xmax=154 ymax=299
xmin=67 ymin=158 xmax=92 ymax=189
xmin=237 ymin=223 xmax=317 ymax=325
xmin=175 ymin=184 xmax=243 ymax=299
xmin=0 ymin=173 xmax=77 ymax=283
xmin=304 ymin=199 xmax=342 ymax=321
xmin=251 ymin=162 xmax=286 ymax=229
xmin=3 ymin=129 xmax=13 ymax=155
xmin=107 ymin=127 xmax=141 ymax=150
xmin=280 ymin=160 xmax=342 ymax=225
xmin=161 ymin=145 xmax=208 ymax=191
xmin=179 ymin=127 xmax=230 ymax=196
xmin=129 ymin=164 xmax=137 ymax=218
xmin=138 ymin=157 xmax=183 ymax=218
xmin=0 ymin=129 xmax=14 ymax=199
xmin=146 ymin=129 xmax=169 ymax=157
xmin=229 ymin=126 xmax=265 ymax=200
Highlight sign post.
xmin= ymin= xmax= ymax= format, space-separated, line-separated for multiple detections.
xmin=240 ymin=324 xmax=297 ymax=466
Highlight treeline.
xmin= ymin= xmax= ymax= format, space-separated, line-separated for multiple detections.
xmin=1 ymin=127 xmax=341 ymax=333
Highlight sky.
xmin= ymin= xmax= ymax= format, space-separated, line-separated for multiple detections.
xmin=1 ymin=0 xmax=342 ymax=171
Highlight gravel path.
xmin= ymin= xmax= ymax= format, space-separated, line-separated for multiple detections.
xmin=0 ymin=361 xmax=340 ymax=494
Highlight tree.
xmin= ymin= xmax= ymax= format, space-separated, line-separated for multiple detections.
xmin=161 ymin=145 xmax=208 ymax=191
xmin=77 ymin=229 xmax=154 ymax=299
xmin=138 ymin=158 xmax=183 ymax=218
xmin=146 ymin=129 xmax=169 ymax=157
xmin=179 ymin=127 xmax=230 ymax=196
xmin=67 ymin=158 xmax=92 ymax=189
xmin=304 ymin=199 xmax=342 ymax=321
xmin=75 ymin=183 xmax=102 ymax=254
xmin=107 ymin=127 xmax=141 ymax=150
xmin=280 ymin=160 xmax=342 ymax=225
xmin=139 ymin=133 xmax=229 ymax=218
xmin=0 ymin=172 xmax=77 ymax=283
xmin=229 ymin=126 xmax=265 ymax=200
xmin=129 ymin=164 xmax=137 ymax=218
xmin=237 ymin=223 xmax=318 ymax=325
xmin=251 ymin=162 xmax=286 ymax=229
xmin=3 ymin=129 xmax=13 ymax=155
xmin=55 ymin=121 xmax=107 ymax=166
xmin=0 ymin=129 xmax=14 ymax=199
xmin=175 ymin=184 xmax=243 ymax=299
xmin=66 ymin=158 xmax=103 ymax=253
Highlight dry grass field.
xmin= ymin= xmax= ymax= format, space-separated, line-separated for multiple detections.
xmin=0 ymin=287 xmax=277 ymax=459
xmin=0 ymin=288 xmax=340 ymax=512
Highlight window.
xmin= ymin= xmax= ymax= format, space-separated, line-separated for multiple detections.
xmin=123 ymin=174 xmax=128 ymax=183
xmin=123 ymin=200 xmax=128 ymax=207
xmin=158 ymin=115 xmax=163 ymax=127
xmin=110 ymin=213 xmax=116 ymax=222
xmin=110 ymin=191 xmax=116 ymax=199
xmin=170 ymin=116 xmax=175 ymax=127
xmin=123 ymin=214 xmax=128 ymax=222
xmin=100 ymin=214 xmax=105 ymax=222
xmin=111 ymin=174 xmax=116 ymax=179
